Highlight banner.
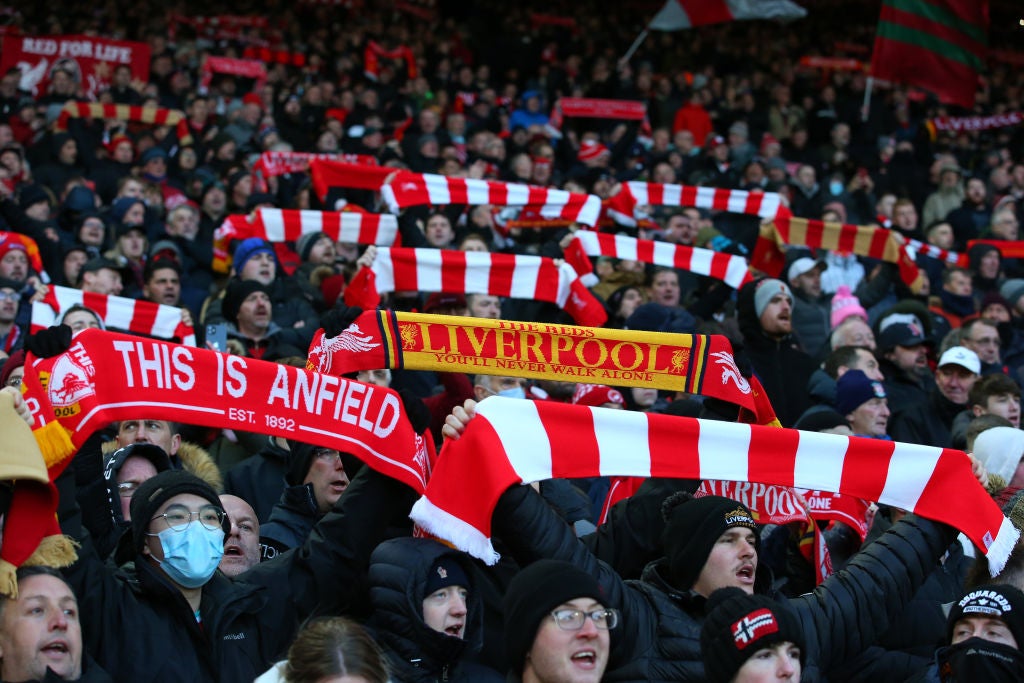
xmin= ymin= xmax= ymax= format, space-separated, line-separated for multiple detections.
xmin=1 ymin=34 xmax=150 ymax=99
xmin=925 ymin=111 xmax=1023 ymax=138
xmin=21 ymin=329 xmax=433 ymax=493
xmin=548 ymin=97 xmax=649 ymax=137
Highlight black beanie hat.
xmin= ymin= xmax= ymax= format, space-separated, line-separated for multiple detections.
xmin=296 ymin=231 xmax=328 ymax=262
xmin=700 ymin=587 xmax=806 ymax=683
xmin=662 ymin=493 xmax=759 ymax=591
xmin=503 ymin=560 xmax=607 ymax=673
xmin=286 ymin=440 xmax=317 ymax=486
xmin=424 ymin=556 xmax=472 ymax=596
xmin=128 ymin=470 xmax=227 ymax=555
xmin=948 ymin=584 xmax=1024 ymax=646
xmin=221 ymin=278 xmax=271 ymax=325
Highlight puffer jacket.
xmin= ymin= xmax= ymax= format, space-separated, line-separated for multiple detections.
xmin=366 ymin=538 xmax=503 ymax=683
xmin=59 ymin=467 xmax=418 ymax=683
xmin=493 ymin=484 xmax=956 ymax=683
xmin=259 ymin=482 xmax=320 ymax=559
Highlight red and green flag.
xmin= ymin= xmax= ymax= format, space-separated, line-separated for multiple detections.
xmin=870 ymin=0 xmax=988 ymax=109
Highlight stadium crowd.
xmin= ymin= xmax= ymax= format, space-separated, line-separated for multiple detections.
xmin=0 ymin=0 xmax=1024 ymax=681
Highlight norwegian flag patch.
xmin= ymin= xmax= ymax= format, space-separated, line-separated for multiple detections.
xmin=731 ymin=608 xmax=779 ymax=650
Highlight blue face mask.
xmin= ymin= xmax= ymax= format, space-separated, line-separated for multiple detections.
xmin=497 ymin=387 xmax=525 ymax=399
xmin=151 ymin=524 xmax=224 ymax=588
xmin=829 ymin=180 xmax=844 ymax=196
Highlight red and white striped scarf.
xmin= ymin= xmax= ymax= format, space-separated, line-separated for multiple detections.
xmin=564 ymin=231 xmax=753 ymax=289
xmin=54 ymin=103 xmax=186 ymax=136
xmin=606 ymin=181 xmax=785 ymax=226
xmin=343 ymin=248 xmax=608 ymax=327
xmin=31 ymin=286 xmax=195 ymax=346
xmin=214 ymin=208 xmax=398 ymax=273
xmin=381 ymin=171 xmax=602 ymax=227
xmin=906 ymin=239 xmax=968 ymax=267
xmin=410 ymin=397 xmax=1018 ymax=575
xmin=752 ymin=216 xmax=925 ymax=292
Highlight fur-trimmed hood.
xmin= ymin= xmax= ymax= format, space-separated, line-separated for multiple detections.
xmin=102 ymin=439 xmax=223 ymax=492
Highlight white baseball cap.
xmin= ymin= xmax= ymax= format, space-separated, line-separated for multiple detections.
xmin=786 ymin=257 xmax=826 ymax=283
xmin=937 ymin=346 xmax=980 ymax=375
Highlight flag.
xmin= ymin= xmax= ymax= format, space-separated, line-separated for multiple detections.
xmin=648 ymin=0 xmax=807 ymax=30
xmin=870 ymin=0 xmax=988 ymax=109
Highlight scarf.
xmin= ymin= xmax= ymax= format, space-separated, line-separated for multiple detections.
xmin=213 ymin=208 xmax=398 ymax=273
xmin=31 ymin=286 xmax=195 ymax=345
xmin=380 ymin=171 xmax=602 ymax=227
xmin=242 ymin=46 xmax=307 ymax=67
xmin=547 ymin=98 xmax=650 ymax=138
xmin=21 ymin=328 xmax=432 ymax=492
xmin=310 ymin=159 xmax=397 ymax=200
xmin=54 ymin=103 xmax=186 ymax=139
xmin=925 ymin=111 xmax=1024 ymax=138
xmin=606 ymin=181 xmax=785 ymax=227
xmin=529 ymin=13 xmax=578 ymax=30
xmin=363 ymin=40 xmax=417 ymax=81
xmin=753 ymin=216 xmax=925 ymax=293
xmin=199 ymin=56 xmax=267 ymax=94
xmin=563 ymin=231 xmax=753 ymax=289
xmin=256 ymin=151 xmax=377 ymax=180
xmin=168 ymin=14 xmax=269 ymax=43
xmin=342 ymin=248 xmax=608 ymax=327
xmin=409 ymin=397 xmax=1018 ymax=575
xmin=907 ymin=239 xmax=968 ymax=267
xmin=968 ymin=239 xmax=1024 ymax=260
xmin=797 ymin=56 xmax=865 ymax=71
xmin=308 ymin=309 xmax=775 ymax=422
xmin=0 ymin=231 xmax=45 ymax=278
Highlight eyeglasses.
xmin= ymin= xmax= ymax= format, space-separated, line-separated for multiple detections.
xmin=313 ymin=448 xmax=343 ymax=464
xmin=0 ymin=291 xmax=18 ymax=302
xmin=5 ymin=375 xmax=22 ymax=388
xmin=151 ymin=504 xmax=226 ymax=532
xmin=549 ymin=608 xmax=619 ymax=631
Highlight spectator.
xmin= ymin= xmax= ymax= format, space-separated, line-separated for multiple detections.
xmin=77 ymin=257 xmax=124 ymax=297
xmin=259 ymin=617 xmax=390 ymax=683
xmin=972 ymin=428 xmax=1024 ymax=494
xmin=786 ymin=256 xmax=830 ymax=360
xmin=218 ymin=494 xmax=261 ymax=578
xmin=929 ymin=584 xmax=1024 ymax=679
xmin=835 ymin=369 xmax=891 ymax=439
xmin=890 ymin=346 xmax=981 ymax=447
xmin=221 ymin=279 xmax=305 ymax=361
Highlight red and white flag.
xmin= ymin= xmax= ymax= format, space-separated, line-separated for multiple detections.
xmin=410 ymin=397 xmax=1017 ymax=575
xmin=564 ymin=231 xmax=753 ymax=289
xmin=31 ymin=286 xmax=195 ymax=346
xmin=381 ymin=171 xmax=602 ymax=227
xmin=607 ymin=181 xmax=785 ymax=226
xmin=346 ymin=247 xmax=607 ymax=327
xmin=648 ymin=0 xmax=807 ymax=30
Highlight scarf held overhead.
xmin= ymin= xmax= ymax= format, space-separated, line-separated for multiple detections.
xmin=564 ymin=231 xmax=753 ymax=289
xmin=606 ymin=181 xmax=785 ymax=227
xmin=54 ymin=102 xmax=186 ymax=136
xmin=31 ymin=286 xmax=195 ymax=345
xmin=752 ymin=216 xmax=925 ymax=292
xmin=308 ymin=310 xmax=774 ymax=423
xmin=381 ymin=171 xmax=602 ymax=227
xmin=343 ymin=248 xmax=608 ymax=327
xmin=213 ymin=208 xmax=398 ymax=273
xmin=409 ymin=397 xmax=1017 ymax=576
xmin=310 ymin=159 xmax=397 ymax=199
xmin=21 ymin=329 xmax=432 ymax=493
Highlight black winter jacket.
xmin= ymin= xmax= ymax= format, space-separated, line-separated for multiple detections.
xmin=366 ymin=538 xmax=503 ymax=683
xmin=224 ymin=436 xmax=291 ymax=523
xmin=259 ymin=482 xmax=320 ymax=558
xmin=888 ymin=389 xmax=963 ymax=448
xmin=493 ymin=485 xmax=955 ymax=683
xmin=59 ymin=467 xmax=417 ymax=683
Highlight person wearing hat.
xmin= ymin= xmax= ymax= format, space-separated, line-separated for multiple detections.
xmin=877 ymin=318 xmax=935 ymax=408
xmin=502 ymin=559 xmax=615 ymax=683
xmin=77 ymin=257 xmax=124 ymax=297
xmin=259 ymin=440 xmax=355 ymax=556
xmin=700 ymin=587 xmax=805 ymax=683
xmin=835 ymin=369 xmax=891 ymax=438
xmin=291 ymin=231 xmax=340 ymax=313
xmin=787 ymin=255 xmax=831 ymax=360
xmin=485 ymin=475 xmax=959 ymax=682
xmin=0 ymin=275 xmax=22 ymax=354
xmin=890 ymin=346 xmax=981 ymax=448
xmin=928 ymin=584 xmax=1024 ymax=680
xmin=972 ymin=427 xmax=1024 ymax=494
xmin=105 ymin=221 xmax=148 ymax=298
xmin=221 ymin=278 xmax=304 ymax=361
xmin=202 ymin=237 xmax=318 ymax=343
xmin=365 ymin=537 xmax=502 ymax=682
xmin=737 ymin=277 xmax=819 ymax=427
xmin=57 ymin=451 xmax=422 ymax=682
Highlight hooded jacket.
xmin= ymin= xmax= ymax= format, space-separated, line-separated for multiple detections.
xmin=493 ymin=484 xmax=955 ymax=682
xmin=366 ymin=538 xmax=503 ymax=683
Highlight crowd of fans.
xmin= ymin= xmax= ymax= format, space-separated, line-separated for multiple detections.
xmin=1 ymin=0 xmax=1024 ymax=681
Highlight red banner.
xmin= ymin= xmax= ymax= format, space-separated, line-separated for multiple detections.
xmin=199 ymin=56 xmax=267 ymax=94
xmin=798 ymin=56 xmax=865 ymax=71
xmin=1 ymin=34 xmax=150 ymax=99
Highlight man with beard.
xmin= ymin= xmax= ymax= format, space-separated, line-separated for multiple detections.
xmin=737 ymin=278 xmax=819 ymax=427
xmin=878 ymin=320 xmax=935 ymax=408
xmin=222 ymin=279 xmax=304 ymax=361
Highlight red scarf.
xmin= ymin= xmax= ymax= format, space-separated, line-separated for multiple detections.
xmin=310 ymin=160 xmax=397 ymax=200
xmin=22 ymin=329 xmax=432 ymax=493
xmin=199 ymin=56 xmax=267 ymax=93
xmin=547 ymin=98 xmax=650 ymax=137
xmin=381 ymin=171 xmax=602 ymax=227
xmin=342 ymin=248 xmax=608 ymax=327
xmin=31 ymin=286 xmax=194 ymax=345
xmin=363 ymin=41 xmax=417 ymax=81
xmin=410 ymin=397 xmax=1017 ymax=576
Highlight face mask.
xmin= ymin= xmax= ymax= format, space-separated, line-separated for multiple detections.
xmin=940 ymin=637 xmax=1024 ymax=682
xmin=829 ymin=180 xmax=844 ymax=196
xmin=152 ymin=524 xmax=224 ymax=589
xmin=498 ymin=387 xmax=525 ymax=400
